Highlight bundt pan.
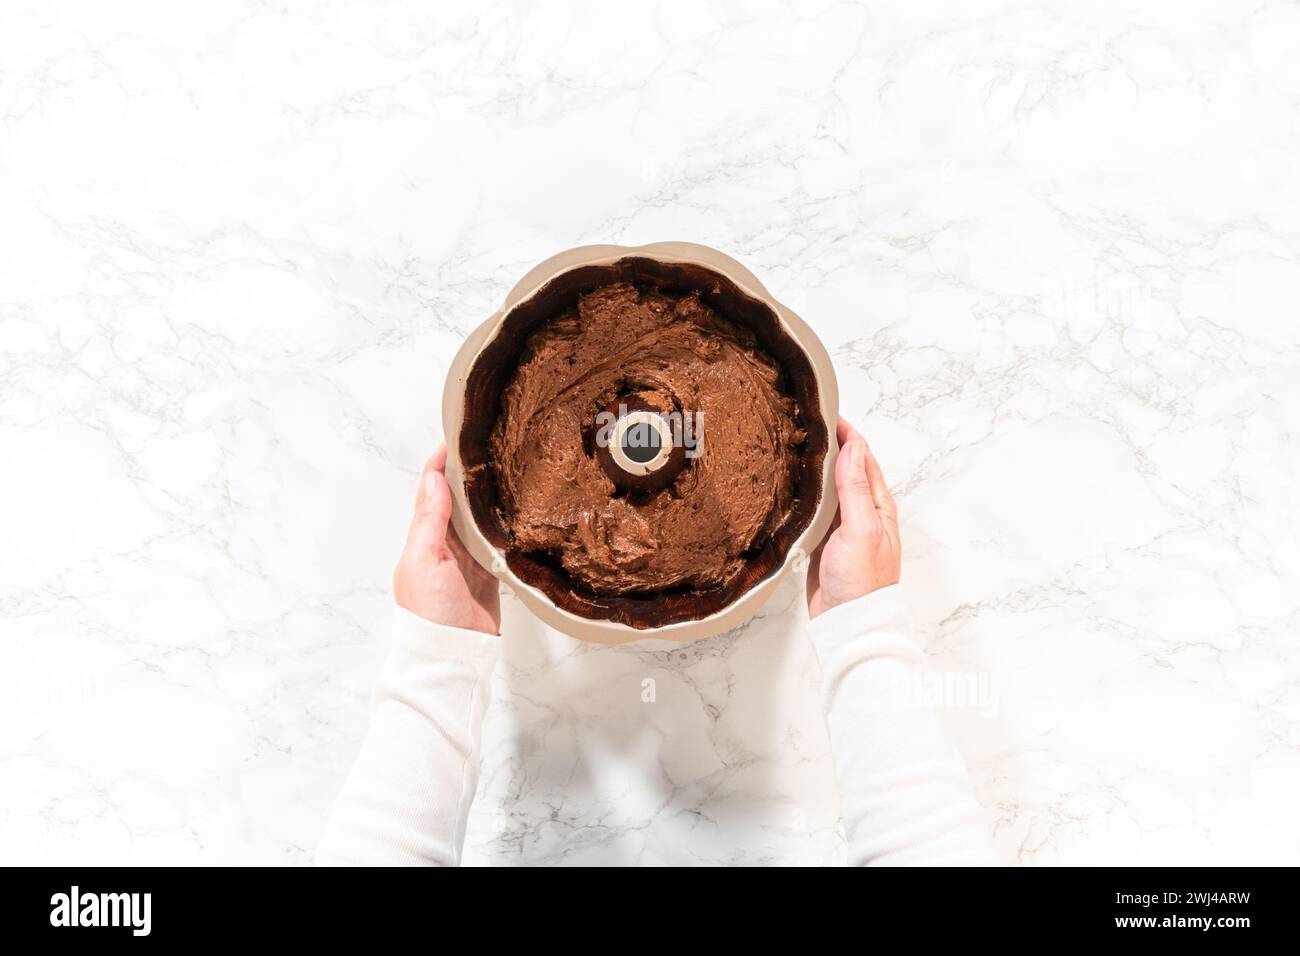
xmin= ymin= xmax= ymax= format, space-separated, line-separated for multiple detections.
xmin=442 ymin=242 xmax=840 ymax=644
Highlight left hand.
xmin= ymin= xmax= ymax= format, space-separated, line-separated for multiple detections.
xmin=393 ymin=443 xmax=501 ymax=635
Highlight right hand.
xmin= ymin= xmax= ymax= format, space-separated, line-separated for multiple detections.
xmin=806 ymin=419 xmax=902 ymax=619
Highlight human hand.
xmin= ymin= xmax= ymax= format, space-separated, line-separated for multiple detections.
xmin=393 ymin=443 xmax=501 ymax=635
xmin=806 ymin=419 xmax=902 ymax=619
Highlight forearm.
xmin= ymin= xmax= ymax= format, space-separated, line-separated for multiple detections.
xmin=316 ymin=606 xmax=499 ymax=866
xmin=810 ymin=585 xmax=998 ymax=866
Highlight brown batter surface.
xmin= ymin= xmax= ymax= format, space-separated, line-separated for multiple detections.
xmin=490 ymin=281 xmax=805 ymax=595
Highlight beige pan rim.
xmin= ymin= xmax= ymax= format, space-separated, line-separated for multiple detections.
xmin=441 ymin=241 xmax=840 ymax=644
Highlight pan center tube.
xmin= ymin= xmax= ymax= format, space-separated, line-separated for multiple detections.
xmin=594 ymin=397 xmax=690 ymax=494
xmin=609 ymin=411 xmax=673 ymax=475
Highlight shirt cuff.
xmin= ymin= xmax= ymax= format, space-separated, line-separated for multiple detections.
xmin=388 ymin=605 xmax=501 ymax=676
xmin=807 ymin=583 xmax=923 ymax=669
xmin=811 ymin=582 xmax=908 ymax=631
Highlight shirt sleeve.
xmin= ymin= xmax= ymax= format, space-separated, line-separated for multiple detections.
xmin=809 ymin=584 xmax=999 ymax=866
xmin=316 ymin=606 xmax=500 ymax=866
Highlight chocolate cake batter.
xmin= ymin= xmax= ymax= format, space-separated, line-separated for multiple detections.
xmin=489 ymin=282 xmax=805 ymax=595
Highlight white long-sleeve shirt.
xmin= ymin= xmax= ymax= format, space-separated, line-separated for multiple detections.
xmin=316 ymin=584 xmax=998 ymax=866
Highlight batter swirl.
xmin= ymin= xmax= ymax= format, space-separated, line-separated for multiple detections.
xmin=490 ymin=282 xmax=805 ymax=595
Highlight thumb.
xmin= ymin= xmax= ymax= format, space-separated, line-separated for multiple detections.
xmin=406 ymin=446 xmax=452 ymax=556
xmin=835 ymin=439 xmax=876 ymax=533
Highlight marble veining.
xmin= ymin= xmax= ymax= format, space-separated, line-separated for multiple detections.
xmin=1 ymin=0 xmax=1297 ymax=865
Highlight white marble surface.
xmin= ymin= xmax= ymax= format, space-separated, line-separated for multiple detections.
xmin=2 ymin=0 xmax=1298 ymax=866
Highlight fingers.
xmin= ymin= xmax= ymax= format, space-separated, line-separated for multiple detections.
xmin=835 ymin=438 xmax=876 ymax=530
xmin=406 ymin=443 xmax=452 ymax=556
xmin=835 ymin=419 xmax=897 ymax=532
xmin=861 ymin=440 xmax=897 ymax=525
